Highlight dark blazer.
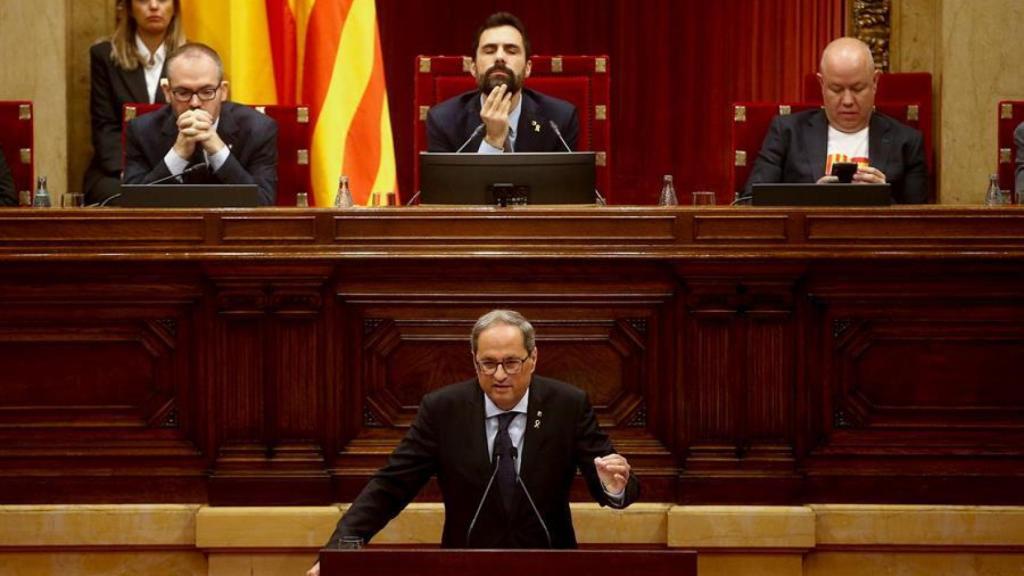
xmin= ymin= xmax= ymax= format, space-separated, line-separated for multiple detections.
xmin=745 ymin=108 xmax=928 ymax=204
xmin=1015 ymin=121 xmax=1024 ymax=197
xmin=327 ymin=376 xmax=639 ymax=549
xmin=84 ymin=41 xmax=167 ymax=198
xmin=0 ymin=143 xmax=15 ymax=207
xmin=124 ymin=102 xmax=278 ymax=206
xmin=427 ymin=88 xmax=579 ymax=153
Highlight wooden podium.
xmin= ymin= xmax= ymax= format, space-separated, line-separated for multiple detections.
xmin=319 ymin=549 xmax=697 ymax=576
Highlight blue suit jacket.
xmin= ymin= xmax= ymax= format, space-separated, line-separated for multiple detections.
xmin=124 ymin=102 xmax=278 ymax=206
xmin=427 ymin=88 xmax=579 ymax=153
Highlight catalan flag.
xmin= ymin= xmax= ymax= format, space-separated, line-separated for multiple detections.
xmin=181 ymin=0 xmax=397 ymax=206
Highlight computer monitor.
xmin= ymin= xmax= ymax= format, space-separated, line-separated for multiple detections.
xmin=750 ymin=183 xmax=892 ymax=206
xmin=418 ymin=152 xmax=597 ymax=205
xmin=118 ymin=184 xmax=261 ymax=208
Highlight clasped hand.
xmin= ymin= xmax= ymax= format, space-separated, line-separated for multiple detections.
xmin=173 ymin=109 xmax=225 ymax=160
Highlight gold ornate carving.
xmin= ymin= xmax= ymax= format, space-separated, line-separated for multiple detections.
xmin=419 ymin=57 xmax=431 ymax=73
xmin=18 ymin=104 xmax=31 ymax=120
xmin=734 ymin=105 xmax=747 ymax=123
xmin=595 ymin=105 xmax=607 ymax=121
xmin=595 ymin=57 xmax=607 ymax=73
xmin=735 ymin=150 xmax=747 ymax=167
xmin=850 ymin=0 xmax=892 ymax=72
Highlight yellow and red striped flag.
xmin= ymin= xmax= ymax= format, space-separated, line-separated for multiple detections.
xmin=181 ymin=0 xmax=397 ymax=206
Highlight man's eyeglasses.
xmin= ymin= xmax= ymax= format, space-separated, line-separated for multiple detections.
xmin=170 ymin=85 xmax=220 ymax=103
xmin=476 ymin=355 xmax=531 ymax=375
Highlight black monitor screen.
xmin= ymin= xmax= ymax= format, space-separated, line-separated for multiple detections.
xmin=419 ymin=152 xmax=596 ymax=205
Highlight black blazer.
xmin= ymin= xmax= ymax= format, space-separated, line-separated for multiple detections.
xmin=123 ymin=102 xmax=278 ymax=206
xmin=0 ymin=143 xmax=15 ymax=207
xmin=327 ymin=376 xmax=639 ymax=549
xmin=745 ymin=108 xmax=928 ymax=204
xmin=84 ymin=41 xmax=167 ymax=195
xmin=427 ymin=88 xmax=579 ymax=153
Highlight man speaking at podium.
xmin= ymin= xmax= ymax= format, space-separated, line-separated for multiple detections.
xmin=427 ymin=12 xmax=579 ymax=154
xmin=308 ymin=310 xmax=638 ymax=576
xmin=124 ymin=43 xmax=278 ymax=206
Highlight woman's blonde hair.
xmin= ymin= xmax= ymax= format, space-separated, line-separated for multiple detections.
xmin=108 ymin=0 xmax=185 ymax=70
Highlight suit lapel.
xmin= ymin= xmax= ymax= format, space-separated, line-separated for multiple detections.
xmin=868 ymin=113 xmax=892 ymax=177
xmin=463 ymin=380 xmax=491 ymax=481
xmin=520 ymin=377 xmax=549 ymax=485
xmin=805 ymin=110 xmax=829 ymax=182
xmin=461 ymin=96 xmax=485 ymax=152
xmin=217 ymin=103 xmax=239 ymax=155
xmin=124 ymin=67 xmax=151 ymax=104
xmin=515 ymin=91 xmax=546 ymax=152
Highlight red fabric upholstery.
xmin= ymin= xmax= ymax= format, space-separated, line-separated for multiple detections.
xmin=122 ymin=103 xmax=311 ymax=206
xmin=0 ymin=101 xmax=35 ymax=200
xmin=997 ymin=101 xmax=1024 ymax=203
xmin=413 ymin=55 xmax=611 ymax=201
xmin=733 ymin=97 xmax=933 ymax=198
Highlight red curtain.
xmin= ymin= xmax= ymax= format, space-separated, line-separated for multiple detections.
xmin=378 ymin=0 xmax=844 ymax=205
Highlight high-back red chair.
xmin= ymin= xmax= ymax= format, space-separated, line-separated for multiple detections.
xmin=413 ymin=55 xmax=611 ymax=201
xmin=0 ymin=101 xmax=34 ymax=203
xmin=123 ymin=103 xmax=311 ymax=207
xmin=730 ymin=102 xmax=819 ymax=198
xmin=997 ymin=101 xmax=1024 ymax=203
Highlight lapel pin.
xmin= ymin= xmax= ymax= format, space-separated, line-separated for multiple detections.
xmin=536 ymin=410 xmax=542 ymax=417
xmin=534 ymin=419 xmax=541 ymax=429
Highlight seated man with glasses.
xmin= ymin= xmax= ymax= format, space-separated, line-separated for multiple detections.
xmin=124 ymin=42 xmax=277 ymax=205
xmin=309 ymin=309 xmax=638 ymax=576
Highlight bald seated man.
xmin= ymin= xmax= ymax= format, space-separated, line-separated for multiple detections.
xmin=745 ymin=37 xmax=927 ymax=204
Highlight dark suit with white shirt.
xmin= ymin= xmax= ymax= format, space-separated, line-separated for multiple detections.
xmin=745 ymin=108 xmax=928 ymax=204
xmin=326 ymin=375 xmax=639 ymax=549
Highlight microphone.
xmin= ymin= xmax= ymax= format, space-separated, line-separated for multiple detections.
xmin=149 ymin=161 xmax=210 ymax=185
xmin=466 ymin=447 xmax=502 ymax=546
xmin=511 ymin=447 xmax=552 ymax=548
xmin=456 ymin=124 xmax=485 ymax=153
xmin=548 ymin=120 xmax=606 ymax=205
xmin=405 ymin=189 xmax=421 ymax=206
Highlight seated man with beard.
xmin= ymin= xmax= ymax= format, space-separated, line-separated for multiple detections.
xmin=426 ymin=12 xmax=579 ymax=153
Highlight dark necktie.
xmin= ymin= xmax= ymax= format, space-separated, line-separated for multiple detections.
xmin=493 ymin=412 xmax=517 ymax=512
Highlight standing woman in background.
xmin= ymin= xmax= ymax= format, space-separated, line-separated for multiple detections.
xmin=84 ymin=0 xmax=185 ymax=205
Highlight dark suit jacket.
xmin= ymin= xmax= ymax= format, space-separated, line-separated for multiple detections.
xmin=427 ymin=88 xmax=579 ymax=153
xmin=0 ymin=143 xmax=15 ymax=207
xmin=1015 ymin=121 xmax=1024 ymax=197
xmin=745 ymin=108 xmax=928 ymax=204
xmin=327 ymin=376 xmax=639 ymax=549
xmin=124 ymin=102 xmax=278 ymax=206
xmin=85 ymin=41 xmax=167 ymax=199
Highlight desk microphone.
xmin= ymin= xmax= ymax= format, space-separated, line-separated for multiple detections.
xmin=548 ymin=120 xmax=606 ymax=205
xmin=405 ymin=189 xmax=421 ymax=206
xmin=149 ymin=161 xmax=209 ymax=185
xmin=466 ymin=446 xmax=503 ymax=546
xmin=511 ymin=447 xmax=552 ymax=548
xmin=456 ymin=124 xmax=485 ymax=153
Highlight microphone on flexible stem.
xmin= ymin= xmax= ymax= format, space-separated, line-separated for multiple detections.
xmin=149 ymin=161 xmax=210 ymax=185
xmin=548 ymin=120 xmax=606 ymax=206
xmin=405 ymin=189 xmax=421 ymax=206
xmin=466 ymin=447 xmax=503 ymax=546
xmin=456 ymin=124 xmax=485 ymax=153
xmin=511 ymin=447 xmax=552 ymax=548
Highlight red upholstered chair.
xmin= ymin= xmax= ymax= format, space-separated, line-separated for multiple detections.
xmin=732 ymin=93 xmax=932 ymax=200
xmin=0 ymin=101 xmax=35 ymax=203
xmin=123 ymin=103 xmax=311 ymax=207
xmin=730 ymin=102 xmax=818 ymax=198
xmin=413 ymin=55 xmax=611 ymax=201
xmin=997 ymin=101 xmax=1024 ymax=203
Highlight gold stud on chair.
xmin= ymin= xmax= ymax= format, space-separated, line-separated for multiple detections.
xmin=907 ymin=104 xmax=919 ymax=122
xmin=595 ymin=105 xmax=606 ymax=121
xmin=20 ymin=148 xmax=31 ymax=164
xmin=297 ymin=107 xmax=309 ymax=124
xmin=734 ymin=105 xmax=747 ymax=123
xmin=125 ymin=106 xmax=138 ymax=121
xmin=419 ymin=106 xmax=430 ymax=122
xmin=735 ymin=150 xmax=747 ymax=167
xmin=1001 ymin=103 xmax=1013 ymax=120
xmin=1000 ymin=148 xmax=1011 ymax=164
xmin=419 ymin=57 xmax=432 ymax=73
xmin=551 ymin=57 xmax=563 ymax=73
xmin=596 ymin=152 xmax=607 ymax=167
xmin=778 ymin=105 xmax=792 ymax=115
xmin=297 ymin=150 xmax=309 ymax=165
xmin=595 ymin=57 xmax=607 ymax=74
xmin=18 ymin=104 xmax=31 ymax=121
